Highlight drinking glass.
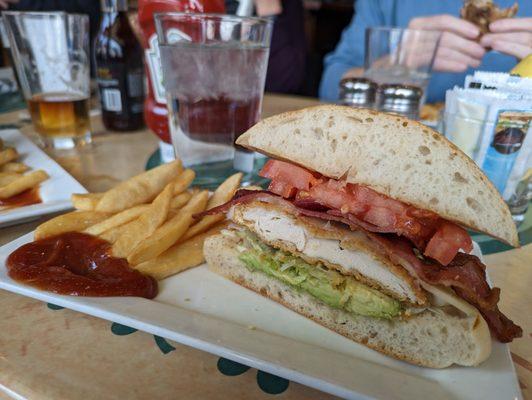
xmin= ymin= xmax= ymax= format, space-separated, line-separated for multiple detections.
xmin=4 ymin=12 xmax=91 ymax=149
xmin=364 ymin=27 xmax=441 ymax=104
xmin=155 ymin=12 xmax=272 ymax=188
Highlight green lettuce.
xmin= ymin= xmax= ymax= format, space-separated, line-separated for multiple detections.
xmin=235 ymin=230 xmax=401 ymax=319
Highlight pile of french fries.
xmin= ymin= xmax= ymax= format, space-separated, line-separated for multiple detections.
xmin=0 ymin=138 xmax=49 ymax=202
xmin=34 ymin=160 xmax=242 ymax=280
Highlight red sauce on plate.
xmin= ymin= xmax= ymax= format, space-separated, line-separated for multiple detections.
xmin=6 ymin=232 xmax=158 ymax=298
xmin=0 ymin=187 xmax=41 ymax=209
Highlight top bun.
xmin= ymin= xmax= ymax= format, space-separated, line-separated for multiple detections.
xmin=237 ymin=105 xmax=518 ymax=247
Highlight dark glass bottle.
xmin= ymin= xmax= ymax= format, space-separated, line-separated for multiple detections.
xmin=94 ymin=0 xmax=145 ymax=131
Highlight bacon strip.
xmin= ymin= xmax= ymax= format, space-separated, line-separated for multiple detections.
xmin=200 ymin=189 xmax=522 ymax=342
xmin=369 ymin=233 xmax=522 ymax=342
xmin=196 ymin=189 xmax=393 ymax=234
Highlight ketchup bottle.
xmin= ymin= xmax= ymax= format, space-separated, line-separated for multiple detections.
xmin=138 ymin=0 xmax=225 ymax=162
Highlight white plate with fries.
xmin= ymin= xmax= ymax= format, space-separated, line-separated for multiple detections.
xmin=0 ymin=129 xmax=86 ymax=227
xmin=0 ymin=162 xmax=521 ymax=400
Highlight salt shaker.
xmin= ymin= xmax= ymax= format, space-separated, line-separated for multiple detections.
xmin=377 ymin=84 xmax=422 ymax=120
xmin=339 ymin=78 xmax=377 ymax=108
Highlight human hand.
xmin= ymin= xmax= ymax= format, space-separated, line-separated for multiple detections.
xmin=0 ymin=0 xmax=18 ymax=9
xmin=254 ymin=0 xmax=282 ymax=17
xmin=342 ymin=67 xmax=364 ymax=80
xmin=480 ymin=18 xmax=532 ymax=59
xmin=409 ymin=14 xmax=486 ymax=72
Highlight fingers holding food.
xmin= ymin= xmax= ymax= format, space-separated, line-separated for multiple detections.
xmin=480 ymin=18 xmax=532 ymax=59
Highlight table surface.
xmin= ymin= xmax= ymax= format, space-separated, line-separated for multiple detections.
xmin=0 ymin=94 xmax=530 ymax=400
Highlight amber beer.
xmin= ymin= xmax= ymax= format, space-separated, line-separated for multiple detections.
xmin=27 ymin=92 xmax=91 ymax=138
xmin=3 ymin=12 xmax=92 ymax=148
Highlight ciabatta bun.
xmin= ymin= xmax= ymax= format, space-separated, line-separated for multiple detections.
xmin=236 ymin=105 xmax=518 ymax=247
xmin=204 ymin=234 xmax=492 ymax=368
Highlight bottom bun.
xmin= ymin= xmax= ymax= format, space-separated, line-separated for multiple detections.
xmin=204 ymin=234 xmax=492 ymax=368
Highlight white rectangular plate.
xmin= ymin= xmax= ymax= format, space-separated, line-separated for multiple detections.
xmin=0 ymin=234 xmax=522 ymax=400
xmin=0 ymin=129 xmax=86 ymax=227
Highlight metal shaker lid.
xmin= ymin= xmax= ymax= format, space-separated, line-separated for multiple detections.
xmin=377 ymin=84 xmax=422 ymax=119
xmin=339 ymin=77 xmax=377 ymax=106
xmin=378 ymin=84 xmax=422 ymax=101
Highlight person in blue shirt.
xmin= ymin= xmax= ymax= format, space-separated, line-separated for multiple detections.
xmin=319 ymin=0 xmax=532 ymax=103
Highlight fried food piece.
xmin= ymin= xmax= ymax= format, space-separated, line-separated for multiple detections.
xmin=127 ymin=190 xmax=209 ymax=265
xmin=134 ymin=223 xmax=226 ymax=280
xmin=0 ymin=170 xmax=49 ymax=199
xmin=181 ymin=173 xmax=242 ymax=241
xmin=0 ymin=148 xmax=18 ymax=167
xmin=111 ymin=183 xmax=173 ymax=258
xmin=1 ymin=162 xmax=29 ymax=173
xmin=96 ymin=160 xmax=182 ymax=213
xmin=35 ymin=211 xmax=111 ymax=240
xmin=84 ymin=204 xmax=150 ymax=236
xmin=461 ymin=0 xmax=518 ymax=34
xmin=71 ymin=193 xmax=104 ymax=210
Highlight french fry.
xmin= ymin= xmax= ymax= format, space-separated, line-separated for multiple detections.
xmin=96 ymin=159 xmax=182 ymax=213
xmin=127 ymin=190 xmax=209 ymax=265
xmin=181 ymin=172 xmax=242 ymax=241
xmin=134 ymin=223 xmax=226 ymax=280
xmin=84 ymin=204 xmax=149 ymax=236
xmin=170 ymin=191 xmax=192 ymax=209
xmin=111 ymin=182 xmax=173 ymax=258
xmin=1 ymin=162 xmax=29 ymax=173
xmin=0 ymin=148 xmax=18 ymax=167
xmin=0 ymin=172 xmax=21 ymax=187
xmin=71 ymin=193 xmax=104 ymax=210
xmin=99 ymin=222 xmax=130 ymax=244
xmin=173 ymin=169 xmax=195 ymax=195
xmin=35 ymin=211 xmax=111 ymax=240
xmin=0 ymin=170 xmax=49 ymax=199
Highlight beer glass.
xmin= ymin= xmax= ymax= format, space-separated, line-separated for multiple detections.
xmin=155 ymin=13 xmax=272 ymax=188
xmin=4 ymin=12 xmax=91 ymax=149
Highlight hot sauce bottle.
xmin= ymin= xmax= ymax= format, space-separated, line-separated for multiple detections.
xmin=137 ymin=0 xmax=225 ymax=161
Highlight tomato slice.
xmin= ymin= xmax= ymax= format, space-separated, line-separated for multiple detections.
xmin=260 ymin=159 xmax=474 ymax=266
xmin=424 ymin=222 xmax=473 ymax=265
xmin=268 ymin=179 xmax=297 ymax=199
xmin=309 ymin=180 xmax=353 ymax=212
xmin=260 ymin=160 xmax=319 ymax=191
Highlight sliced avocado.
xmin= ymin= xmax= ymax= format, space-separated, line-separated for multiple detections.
xmin=236 ymin=230 xmax=401 ymax=319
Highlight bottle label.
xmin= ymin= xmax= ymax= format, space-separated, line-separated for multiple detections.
xmin=97 ymin=64 xmax=144 ymax=116
xmin=102 ymin=88 xmax=123 ymax=112
xmin=145 ymin=29 xmax=185 ymax=105
xmin=145 ymin=34 xmax=167 ymax=105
